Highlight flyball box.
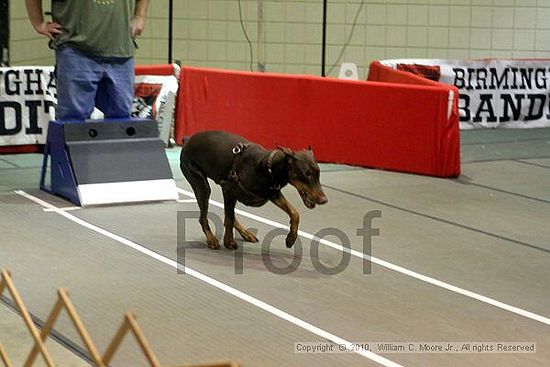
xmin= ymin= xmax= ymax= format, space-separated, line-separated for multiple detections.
xmin=40 ymin=119 xmax=178 ymax=206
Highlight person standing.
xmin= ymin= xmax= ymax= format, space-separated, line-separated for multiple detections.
xmin=25 ymin=0 xmax=150 ymax=121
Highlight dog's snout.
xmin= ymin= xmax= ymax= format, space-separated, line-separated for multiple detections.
xmin=311 ymin=183 xmax=327 ymax=205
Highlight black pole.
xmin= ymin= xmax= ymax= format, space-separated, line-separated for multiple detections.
xmin=168 ymin=0 xmax=173 ymax=64
xmin=321 ymin=0 xmax=327 ymax=76
xmin=0 ymin=0 xmax=8 ymax=66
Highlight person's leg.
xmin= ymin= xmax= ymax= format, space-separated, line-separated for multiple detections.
xmin=95 ymin=57 xmax=134 ymax=119
xmin=55 ymin=46 xmax=102 ymax=121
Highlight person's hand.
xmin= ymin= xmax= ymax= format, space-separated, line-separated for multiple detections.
xmin=131 ymin=16 xmax=145 ymax=38
xmin=34 ymin=21 xmax=63 ymax=40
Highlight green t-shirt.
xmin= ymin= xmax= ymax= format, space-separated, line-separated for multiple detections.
xmin=52 ymin=0 xmax=135 ymax=58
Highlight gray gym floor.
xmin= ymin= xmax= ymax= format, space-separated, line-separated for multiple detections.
xmin=0 ymin=128 xmax=549 ymax=367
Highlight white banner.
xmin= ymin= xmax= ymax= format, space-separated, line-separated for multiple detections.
xmin=0 ymin=66 xmax=56 ymax=145
xmin=380 ymin=59 xmax=550 ymax=129
xmin=133 ymin=74 xmax=179 ymax=124
xmin=0 ymin=66 xmax=179 ymax=147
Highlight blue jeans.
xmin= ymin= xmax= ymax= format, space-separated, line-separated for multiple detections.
xmin=55 ymin=46 xmax=134 ymax=121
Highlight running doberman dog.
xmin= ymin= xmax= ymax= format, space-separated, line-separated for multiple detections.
xmin=180 ymin=130 xmax=328 ymax=250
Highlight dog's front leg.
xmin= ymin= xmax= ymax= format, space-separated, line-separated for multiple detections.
xmin=271 ymin=193 xmax=300 ymax=248
xmin=222 ymin=189 xmax=239 ymax=250
xmin=234 ymin=219 xmax=259 ymax=243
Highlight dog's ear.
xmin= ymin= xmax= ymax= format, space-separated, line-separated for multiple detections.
xmin=277 ymin=146 xmax=297 ymax=161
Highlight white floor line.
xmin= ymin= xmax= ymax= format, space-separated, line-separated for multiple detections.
xmin=14 ymin=190 xmax=402 ymax=367
xmin=43 ymin=206 xmax=82 ymax=212
xmin=175 ymin=188 xmax=550 ymax=327
xmin=177 ymin=199 xmax=197 ymax=203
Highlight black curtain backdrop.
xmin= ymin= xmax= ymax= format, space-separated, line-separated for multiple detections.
xmin=0 ymin=0 xmax=8 ymax=66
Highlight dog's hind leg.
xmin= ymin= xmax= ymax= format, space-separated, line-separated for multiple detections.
xmin=271 ymin=193 xmax=300 ymax=248
xmin=180 ymin=161 xmax=220 ymax=249
xmin=234 ymin=219 xmax=259 ymax=243
xmin=221 ymin=188 xmax=239 ymax=250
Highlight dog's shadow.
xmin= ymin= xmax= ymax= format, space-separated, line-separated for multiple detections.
xmin=178 ymin=240 xmax=330 ymax=279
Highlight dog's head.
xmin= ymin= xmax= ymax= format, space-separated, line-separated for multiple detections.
xmin=280 ymin=147 xmax=328 ymax=209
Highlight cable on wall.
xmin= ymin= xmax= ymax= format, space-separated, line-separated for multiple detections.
xmin=237 ymin=0 xmax=255 ymax=71
xmin=327 ymin=0 xmax=366 ymax=76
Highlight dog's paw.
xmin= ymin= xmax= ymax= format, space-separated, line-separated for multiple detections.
xmin=207 ymin=237 xmax=221 ymax=250
xmin=224 ymin=240 xmax=239 ymax=250
xmin=286 ymin=232 xmax=298 ymax=248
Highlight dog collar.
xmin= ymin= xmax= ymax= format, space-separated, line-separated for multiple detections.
xmin=266 ymin=149 xmax=280 ymax=175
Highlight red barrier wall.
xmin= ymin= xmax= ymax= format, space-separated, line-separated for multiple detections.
xmin=175 ymin=66 xmax=461 ymax=177
xmin=367 ymin=61 xmax=461 ymax=177
xmin=135 ymin=64 xmax=176 ymax=76
xmin=368 ymin=60 xmax=448 ymax=87
xmin=0 ymin=145 xmax=41 ymax=154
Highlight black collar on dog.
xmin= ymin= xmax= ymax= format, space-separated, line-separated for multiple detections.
xmin=266 ymin=149 xmax=279 ymax=180
xmin=266 ymin=148 xmax=285 ymax=193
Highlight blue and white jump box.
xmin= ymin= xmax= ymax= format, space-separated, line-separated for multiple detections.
xmin=40 ymin=119 xmax=179 ymax=206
